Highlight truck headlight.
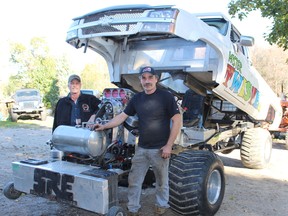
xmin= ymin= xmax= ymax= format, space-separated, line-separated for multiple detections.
xmin=140 ymin=9 xmax=179 ymax=34
xmin=66 ymin=29 xmax=78 ymax=41
xmin=13 ymin=104 xmax=20 ymax=110
xmin=141 ymin=22 xmax=175 ymax=33
xmin=147 ymin=9 xmax=178 ymax=19
xmin=66 ymin=19 xmax=80 ymax=40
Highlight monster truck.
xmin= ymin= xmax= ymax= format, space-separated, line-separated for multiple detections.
xmin=9 ymin=88 xmax=47 ymax=122
xmin=4 ymin=4 xmax=282 ymax=216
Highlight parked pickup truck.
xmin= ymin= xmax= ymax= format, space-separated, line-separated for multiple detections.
xmin=9 ymin=88 xmax=46 ymax=122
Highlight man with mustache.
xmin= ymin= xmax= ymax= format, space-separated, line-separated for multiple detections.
xmin=94 ymin=66 xmax=181 ymax=216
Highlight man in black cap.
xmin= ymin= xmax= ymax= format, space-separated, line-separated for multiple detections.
xmin=52 ymin=74 xmax=101 ymax=132
xmin=94 ymin=66 xmax=181 ymax=216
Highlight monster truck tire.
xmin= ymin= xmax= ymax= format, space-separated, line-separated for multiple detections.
xmin=40 ymin=109 xmax=47 ymax=121
xmin=10 ymin=110 xmax=18 ymax=122
xmin=3 ymin=182 xmax=22 ymax=200
xmin=241 ymin=128 xmax=272 ymax=169
xmin=106 ymin=206 xmax=125 ymax=216
xmin=169 ymin=150 xmax=225 ymax=216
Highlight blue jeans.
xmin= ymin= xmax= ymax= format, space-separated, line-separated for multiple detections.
xmin=127 ymin=147 xmax=170 ymax=212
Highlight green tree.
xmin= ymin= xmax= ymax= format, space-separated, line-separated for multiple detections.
xmin=5 ymin=37 xmax=72 ymax=109
xmin=228 ymin=0 xmax=288 ymax=50
xmin=80 ymin=56 xmax=115 ymax=94
xmin=250 ymin=45 xmax=288 ymax=95
xmin=55 ymin=56 xmax=70 ymax=97
xmin=81 ymin=64 xmax=98 ymax=89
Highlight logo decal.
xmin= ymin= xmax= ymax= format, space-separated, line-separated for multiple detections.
xmin=223 ymin=52 xmax=260 ymax=111
xmin=33 ymin=169 xmax=74 ymax=201
xmin=82 ymin=104 xmax=90 ymax=112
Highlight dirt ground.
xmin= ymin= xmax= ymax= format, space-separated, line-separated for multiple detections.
xmin=1 ymin=116 xmax=288 ymax=216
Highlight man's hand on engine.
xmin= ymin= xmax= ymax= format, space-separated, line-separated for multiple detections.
xmin=90 ymin=112 xmax=127 ymax=131
xmin=92 ymin=123 xmax=105 ymax=131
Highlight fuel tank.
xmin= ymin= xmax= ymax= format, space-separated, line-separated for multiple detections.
xmin=52 ymin=125 xmax=106 ymax=157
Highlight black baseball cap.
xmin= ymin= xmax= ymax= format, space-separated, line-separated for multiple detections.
xmin=139 ymin=66 xmax=156 ymax=75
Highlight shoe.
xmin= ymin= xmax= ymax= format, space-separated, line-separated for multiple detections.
xmin=127 ymin=211 xmax=139 ymax=216
xmin=154 ymin=205 xmax=168 ymax=215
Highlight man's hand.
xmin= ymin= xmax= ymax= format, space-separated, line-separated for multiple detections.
xmin=160 ymin=144 xmax=172 ymax=159
xmin=87 ymin=112 xmax=128 ymax=131
xmin=92 ymin=123 xmax=106 ymax=131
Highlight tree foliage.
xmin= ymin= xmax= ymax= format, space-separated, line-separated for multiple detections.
xmin=5 ymin=37 xmax=71 ymax=109
xmin=250 ymin=45 xmax=288 ymax=96
xmin=228 ymin=0 xmax=288 ymax=50
xmin=4 ymin=37 xmax=115 ymax=111
xmin=80 ymin=56 xmax=115 ymax=94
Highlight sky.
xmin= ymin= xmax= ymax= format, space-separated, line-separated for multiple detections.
xmin=0 ymin=0 xmax=272 ymax=80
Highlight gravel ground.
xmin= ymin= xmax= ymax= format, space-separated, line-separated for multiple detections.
xmin=1 ymin=117 xmax=288 ymax=216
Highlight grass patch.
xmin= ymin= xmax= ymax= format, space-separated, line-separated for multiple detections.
xmin=0 ymin=120 xmax=40 ymax=128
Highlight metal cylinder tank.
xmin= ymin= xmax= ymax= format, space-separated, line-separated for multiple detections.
xmin=52 ymin=125 xmax=106 ymax=157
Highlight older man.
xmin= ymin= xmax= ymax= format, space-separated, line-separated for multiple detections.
xmin=52 ymin=74 xmax=101 ymax=132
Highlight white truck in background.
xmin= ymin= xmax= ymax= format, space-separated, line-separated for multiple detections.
xmin=4 ymin=4 xmax=282 ymax=216
xmin=9 ymin=88 xmax=47 ymax=122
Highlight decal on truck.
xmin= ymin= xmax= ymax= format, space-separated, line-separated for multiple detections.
xmin=33 ymin=169 xmax=74 ymax=201
xmin=223 ymin=52 xmax=260 ymax=110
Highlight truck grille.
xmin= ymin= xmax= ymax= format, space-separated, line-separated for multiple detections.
xmin=21 ymin=102 xmax=36 ymax=109
xmin=82 ymin=9 xmax=145 ymax=35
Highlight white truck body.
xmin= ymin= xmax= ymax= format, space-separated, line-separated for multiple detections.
xmin=66 ymin=5 xmax=282 ymax=130
xmin=62 ymin=5 xmax=280 ymax=214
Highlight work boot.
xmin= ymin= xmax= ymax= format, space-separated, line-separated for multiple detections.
xmin=154 ymin=205 xmax=168 ymax=215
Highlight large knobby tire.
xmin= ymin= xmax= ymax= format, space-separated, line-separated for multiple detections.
xmin=241 ymin=128 xmax=272 ymax=169
xmin=169 ymin=150 xmax=225 ymax=216
xmin=106 ymin=206 xmax=125 ymax=216
xmin=3 ymin=182 xmax=22 ymax=200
